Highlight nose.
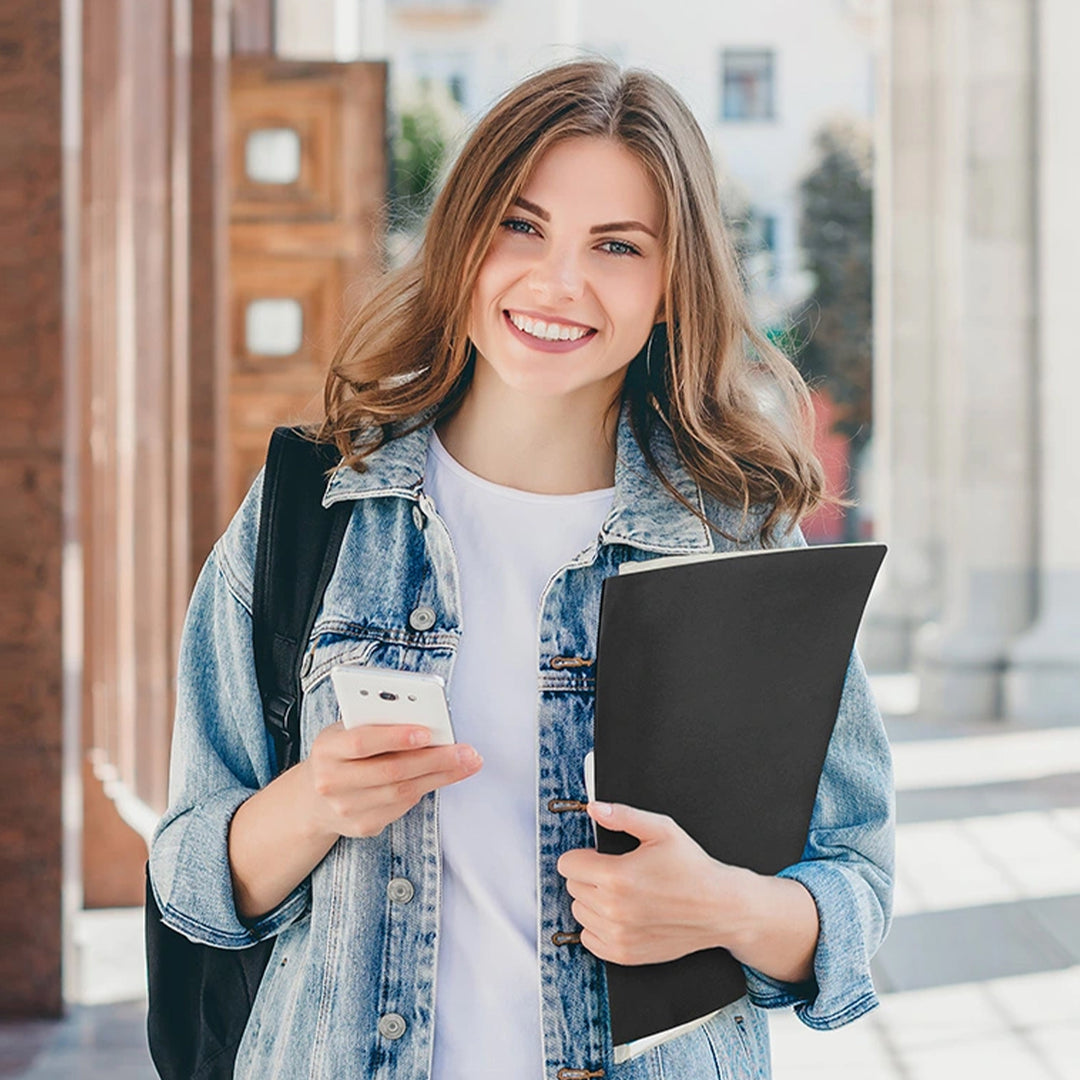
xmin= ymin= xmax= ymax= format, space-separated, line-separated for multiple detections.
xmin=527 ymin=244 xmax=584 ymax=303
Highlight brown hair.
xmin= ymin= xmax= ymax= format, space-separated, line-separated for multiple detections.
xmin=317 ymin=58 xmax=841 ymax=544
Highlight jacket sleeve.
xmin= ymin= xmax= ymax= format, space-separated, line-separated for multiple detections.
xmin=148 ymin=470 xmax=311 ymax=948
xmin=740 ymin=522 xmax=896 ymax=1029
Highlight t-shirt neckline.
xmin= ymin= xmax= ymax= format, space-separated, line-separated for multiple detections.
xmin=429 ymin=429 xmax=616 ymax=505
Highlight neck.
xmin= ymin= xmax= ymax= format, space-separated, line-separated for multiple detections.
xmin=434 ymin=367 xmax=621 ymax=495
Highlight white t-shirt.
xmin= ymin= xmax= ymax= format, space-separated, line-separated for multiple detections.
xmin=425 ymin=430 xmax=614 ymax=1080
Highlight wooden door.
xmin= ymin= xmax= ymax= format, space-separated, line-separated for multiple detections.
xmin=228 ymin=58 xmax=387 ymax=513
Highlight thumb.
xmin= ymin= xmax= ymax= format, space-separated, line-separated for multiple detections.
xmin=587 ymin=800 xmax=674 ymax=842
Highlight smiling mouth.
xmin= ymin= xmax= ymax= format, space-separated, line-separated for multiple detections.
xmin=505 ymin=310 xmax=597 ymax=343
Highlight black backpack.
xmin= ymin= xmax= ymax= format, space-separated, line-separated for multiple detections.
xmin=145 ymin=427 xmax=351 ymax=1080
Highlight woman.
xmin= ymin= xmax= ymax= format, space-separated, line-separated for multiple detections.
xmin=150 ymin=59 xmax=894 ymax=1079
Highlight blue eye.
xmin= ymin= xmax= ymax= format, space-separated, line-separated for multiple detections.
xmin=499 ymin=218 xmax=641 ymax=256
xmin=501 ymin=218 xmax=538 ymax=235
xmin=599 ymin=239 xmax=641 ymax=257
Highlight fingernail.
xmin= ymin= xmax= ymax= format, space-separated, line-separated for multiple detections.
xmin=457 ymin=746 xmax=481 ymax=767
xmin=591 ymin=801 xmax=613 ymax=818
xmin=410 ymin=728 xmax=431 ymax=746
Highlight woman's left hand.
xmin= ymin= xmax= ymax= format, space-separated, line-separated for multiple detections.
xmin=555 ymin=801 xmax=754 ymax=966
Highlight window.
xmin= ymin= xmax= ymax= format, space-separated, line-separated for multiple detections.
xmin=245 ymin=298 xmax=304 ymax=357
xmin=412 ymin=50 xmax=470 ymax=109
xmin=244 ymin=128 xmax=302 ymax=185
xmin=722 ymin=50 xmax=776 ymax=121
xmin=750 ymin=212 xmax=778 ymax=279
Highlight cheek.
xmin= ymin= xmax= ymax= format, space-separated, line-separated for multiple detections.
xmin=607 ymin=261 xmax=664 ymax=324
xmin=467 ymin=262 xmax=507 ymax=338
xmin=472 ymin=244 xmax=523 ymax=307
xmin=612 ymin=283 xmax=663 ymax=340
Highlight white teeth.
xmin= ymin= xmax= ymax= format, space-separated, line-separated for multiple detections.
xmin=508 ymin=312 xmax=590 ymax=342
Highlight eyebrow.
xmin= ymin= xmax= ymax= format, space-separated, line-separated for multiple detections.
xmin=512 ymin=197 xmax=658 ymax=239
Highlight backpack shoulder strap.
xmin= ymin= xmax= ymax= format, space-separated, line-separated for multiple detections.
xmin=252 ymin=427 xmax=350 ymax=775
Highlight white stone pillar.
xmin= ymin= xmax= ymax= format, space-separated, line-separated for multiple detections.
xmin=912 ymin=0 xmax=1039 ymax=718
xmin=276 ymin=0 xmax=336 ymax=60
xmin=861 ymin=0 xmax=947 ymax=673
xmin=1003 ymin=0 xmax=1080 ymax=717
xmin=274 ymin=0 xmax=385 ymax=63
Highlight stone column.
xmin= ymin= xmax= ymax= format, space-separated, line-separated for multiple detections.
xmin=913 ymin=0 xmax=1039 ymax=719
xmin=1003 ymin=0 xmax=1080 ymax=717
xmin=861 ymin=0 xmax=947 ymax=673
xmin=276 ymin=0 xmax=336 ymax=59
xmin=275 ymin=0 xmax=377 ymax=62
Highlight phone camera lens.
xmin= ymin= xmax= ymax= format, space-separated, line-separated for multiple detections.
xmin=359 ymin=689 xmax=368 ymax=696
xmin=379 ymin=691 xmax=398 ymax=701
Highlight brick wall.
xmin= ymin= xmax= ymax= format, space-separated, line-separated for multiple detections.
xmin=0 ymin=0 xmax=65 ymax=1017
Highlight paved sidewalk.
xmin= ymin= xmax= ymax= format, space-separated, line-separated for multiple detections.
xmin=771 ymin=676 xmax=1080 ymax=1078
xmin=2 ymin=675 xmax=1078 ymax=1078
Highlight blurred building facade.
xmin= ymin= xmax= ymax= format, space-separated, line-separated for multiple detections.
xmin=869 ymin=0 xmax=1080 ymax=726
xmin=289 ymin=0 xmax=883 ymax=543
xmin=1 ymin=0 xmax=386 ymax=1017
xmin=287 ymin=0 xmax=879 ymax=326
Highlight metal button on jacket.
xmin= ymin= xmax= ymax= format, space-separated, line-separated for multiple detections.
xmin=386 ymin=877 xmax=414 ymax=904
xmin=408 ymin=605 xmax=436 ymax=632
xmin=411 ymin=504 xmax=425 ymax=530
xmin=377 ymin=1013 xmax=407 ymax=1040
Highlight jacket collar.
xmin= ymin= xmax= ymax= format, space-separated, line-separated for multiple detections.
xmin=322 ymin=399 xmax=716 ymax=554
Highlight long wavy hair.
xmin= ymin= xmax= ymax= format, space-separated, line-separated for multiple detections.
xmin=317 ymin=59 xmax=839 ymax=544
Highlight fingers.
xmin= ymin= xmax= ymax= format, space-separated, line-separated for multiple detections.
xmin=562 ymin=877 xmax=600 ymax=903
xmin=323 ymin=721 xmax=436 ymax=760
xmin=306 ymin=723 xmax=483 ymax=838
xmin=363 ymin=743 xmax=481 ymax=792
xmin=556 ymin=847 xmax=611 ymax=884
xmin=585 ymin=800 xmax=675 ymax=843
xmin=331 ymin=751 xmax=482 ymax=838
xmin=378 ymin=755 xmax=482 ymax=808
xmin=315 ymin=723 xmax=482 ymax=775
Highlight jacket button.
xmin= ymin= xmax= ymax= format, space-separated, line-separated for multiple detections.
xmin=377 ymin=1012 xmax=407 ymax=1040
xmin=387 ymin=877 xmax=414 ymax=903
xmin=300 ymin=652 xmax=313 ymax=677
xmin=412 ymin=504 xmax=425 ymax=530
xmin=408 ymin=605 xmax=436 ymax=631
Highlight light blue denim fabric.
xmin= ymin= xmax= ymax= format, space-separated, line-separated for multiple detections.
xmin=149 ymin=399 xmax=895 ymax=1079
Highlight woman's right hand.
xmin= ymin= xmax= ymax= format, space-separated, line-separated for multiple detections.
xmin=302 ymin=723 xmax=483 ymax=840
xmin=230 ymin=723 xmax=481 ymax=921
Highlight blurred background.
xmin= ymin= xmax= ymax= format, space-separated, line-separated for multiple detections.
xmin=1 ymin=0 xmax=1078 ymax=1076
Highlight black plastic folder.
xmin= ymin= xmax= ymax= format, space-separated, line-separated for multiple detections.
xmin=593 ymin=541 xmax=887 ymax=1047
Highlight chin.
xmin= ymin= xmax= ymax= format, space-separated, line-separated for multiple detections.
xmin=502 ymin=370 xmax=583 ymax=399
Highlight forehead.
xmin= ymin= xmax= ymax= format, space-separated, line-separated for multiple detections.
xmin=518 ymin=137 xmax=662 ymax=227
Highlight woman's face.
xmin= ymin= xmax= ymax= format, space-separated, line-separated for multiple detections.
xmin=467 ymin=136 xmax=666 ymax=404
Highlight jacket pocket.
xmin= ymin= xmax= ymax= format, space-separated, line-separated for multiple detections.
xmin=701 ymin=1000 xmax=771 ymax=1079
xmin=300 ymin=630 xmax=457 ymax=755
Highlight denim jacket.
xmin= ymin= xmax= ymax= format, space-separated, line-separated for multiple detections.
xmin=149 ymin=400 xmax=894 ymax=1080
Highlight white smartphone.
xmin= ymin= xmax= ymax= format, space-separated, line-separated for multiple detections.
xmin=330 ymin=666 xmax=456 ymax=746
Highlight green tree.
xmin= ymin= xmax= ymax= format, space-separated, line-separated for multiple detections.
xmin=390 ymin=101 xmax=447 ymax=233
xmin=793 ymin=119 xmax=873 ymax=456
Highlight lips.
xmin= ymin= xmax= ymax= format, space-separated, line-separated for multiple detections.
xmin=502 ymin=310 xmax=598 ymax=353
xmin=505 ymin=309 xmax=596 ymax=338
xmin=507 ymin=308 xmax=600 ymax=332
